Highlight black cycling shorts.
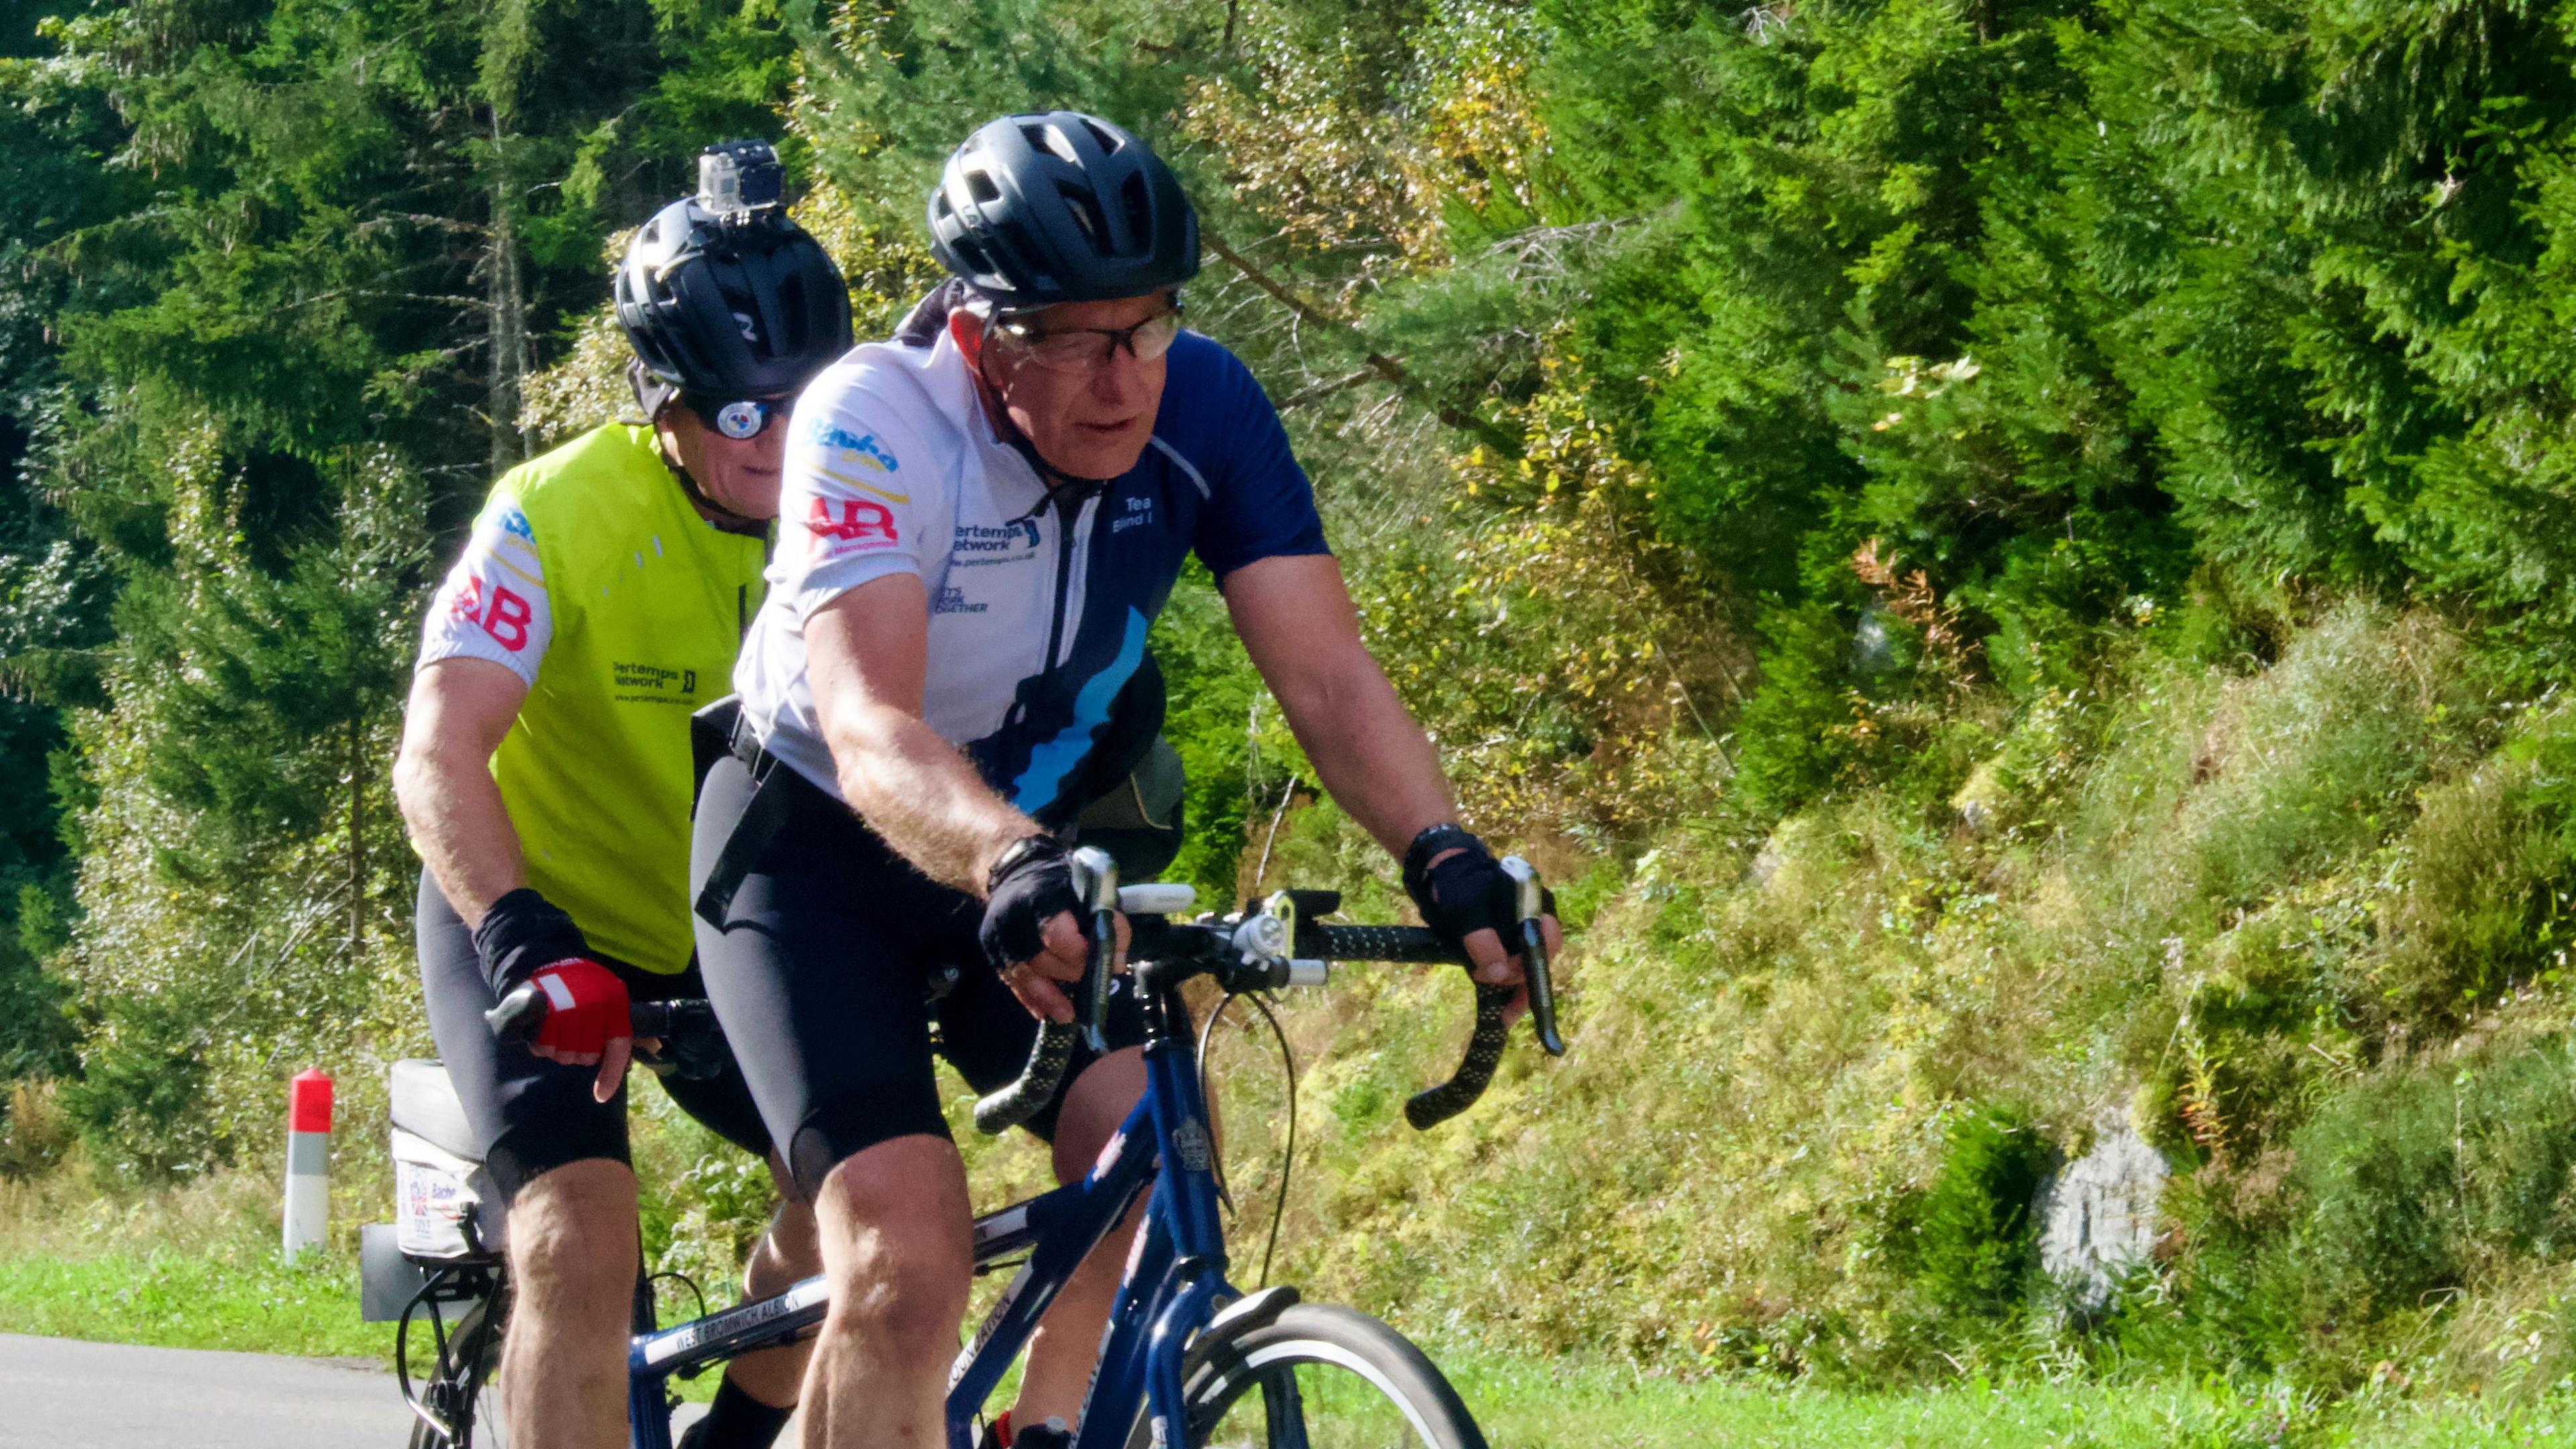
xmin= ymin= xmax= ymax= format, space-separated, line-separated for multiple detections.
xmin=415 ymin=870 xmax=775 ymax=1203
xmin=691 ymin=753 xmax=1146 ymax=1201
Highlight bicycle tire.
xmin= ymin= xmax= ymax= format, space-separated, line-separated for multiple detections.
xmin=408 ymin=1288 xmax=509 ymax=1449
xmin=1130 ymin=1302 xmax=1487 ymax=1449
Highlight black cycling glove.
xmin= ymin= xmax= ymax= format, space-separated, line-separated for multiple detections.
xmin=471 ymin=888 xmax=592 ymax=995
xmin=979 ymin=835 xmax=1083 ymax=973
xmin=1402 ymin=824 xmax=1531 ymax=954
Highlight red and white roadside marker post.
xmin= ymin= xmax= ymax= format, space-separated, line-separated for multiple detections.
xmin=283 ymin=1069 xmax=332 ymax=1264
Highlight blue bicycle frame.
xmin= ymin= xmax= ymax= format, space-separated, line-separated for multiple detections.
xmin=604 ymin=870 xmax=1543 ymax=1449
xmin=619 ymin=1004 xmax=1232 ymax=1449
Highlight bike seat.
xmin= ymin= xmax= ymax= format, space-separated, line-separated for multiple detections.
xmin=390 ymin=1058 xmax=482 ymax=1163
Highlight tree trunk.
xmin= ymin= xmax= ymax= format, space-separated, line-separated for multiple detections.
xmin=347 ymin=715 xmax=366 ymax=958
xmin=486 ymin=160 xmax=529 ymax=472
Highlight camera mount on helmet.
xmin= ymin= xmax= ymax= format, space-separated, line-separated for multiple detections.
xmin=697 ymin=140 xmax=786 ymax=226
xmin=614 ymin=139 xmax=852 ymax=407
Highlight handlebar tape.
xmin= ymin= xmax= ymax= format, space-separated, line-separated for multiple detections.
xmin=1309 ymin=924 xmax=1456 ymax=963
xmin=973 ymin=1019 xmax=1079 ymax=1134
xmin=1303 ymin=924 xmax=1514 ymax=1130
xmin=1403 ymin=980 xmax=1515 ymax=1130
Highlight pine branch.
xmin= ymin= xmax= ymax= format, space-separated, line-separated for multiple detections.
xmin=1201 ymin=229 xmax=1522 ymax=458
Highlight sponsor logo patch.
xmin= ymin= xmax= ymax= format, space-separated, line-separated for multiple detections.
xmin=612 ymin=661 xmax=698 ymax=705
xmin=953 ymin=520 xmax=1041 ymax=555
xmin=805 ymin=422 xmax=901 ymax=474
xmin=450 ymin=577 xmax=533 ymax=651
xmin=806 ymin=497 xmax=900 ymax=557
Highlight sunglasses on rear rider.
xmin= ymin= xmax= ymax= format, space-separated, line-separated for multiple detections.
xmin=686 ymin=396 xmax=783 ymax=441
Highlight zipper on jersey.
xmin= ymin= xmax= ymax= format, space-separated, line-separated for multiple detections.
xmin=1040 ymin=494 xmax=1091 ymax=672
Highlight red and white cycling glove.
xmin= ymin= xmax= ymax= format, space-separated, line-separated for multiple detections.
xmin=527 ymin=956 xmax=631 ymax=1063
xmin=472 ymin=887 xmax=629 ymax=1063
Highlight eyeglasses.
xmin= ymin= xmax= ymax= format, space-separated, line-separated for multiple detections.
xmin=989 ymin=307 xmax=1184 ymax=374
xmin=691 ymin=397 xmax=782 ymax=441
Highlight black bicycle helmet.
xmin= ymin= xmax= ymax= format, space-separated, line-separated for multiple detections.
xmin=615 ymin=188 xmax=853 ymax=401
xmin=926 ymin=111 xmax=1199 ymax=308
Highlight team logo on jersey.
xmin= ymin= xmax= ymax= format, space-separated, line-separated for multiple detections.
xmin=806 ymin=421 xmax=901 ymax=474
xmin=493 ymin=506 xmax=534 ymax=541
xmin=449 ymin=576 xmax=533 ymax=651
xmin=806 ymin=497 xmax=899 ymax=556
xmin=953 ymin=520 xmax=1042 ymax=555
xmin=612 ymin=661 xmax=700 ymax=704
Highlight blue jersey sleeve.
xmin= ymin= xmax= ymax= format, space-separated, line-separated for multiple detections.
xmin=1169 ymin=337 xmax=1330 ymax=579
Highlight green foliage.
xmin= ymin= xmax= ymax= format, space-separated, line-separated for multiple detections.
xmin=2292 ymin=1037 xmax=2576 ymax=1324
xmin=1889 ymin=1105 xmax=2056 ymax=1327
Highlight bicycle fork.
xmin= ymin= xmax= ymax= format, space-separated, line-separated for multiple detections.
xmin=1071 ymin=1033 xmax=1234 ymax=1449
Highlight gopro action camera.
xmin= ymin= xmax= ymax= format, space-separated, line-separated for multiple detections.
xmin=698 ymin=140 xmax=786 ymax=220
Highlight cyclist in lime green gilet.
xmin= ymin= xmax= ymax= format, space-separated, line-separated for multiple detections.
xmin=392 ymin=141 xmax=850 ymax=1449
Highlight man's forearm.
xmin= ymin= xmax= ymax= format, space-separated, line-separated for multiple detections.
xmin=394 ymin=745 xmax=530 ymax=926
xmin=826 ymin=702 xmax=1036 ymax=895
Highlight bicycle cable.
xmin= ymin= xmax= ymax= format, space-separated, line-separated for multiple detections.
xmin=1241 ymin=990 xmax=1297 ymax=1290
xmin=648 ymin=1270 xmax=708 ymax=1326
xmin=1194 ymin=985 xmax=1300 ymax=1289
xmin=1194 ymin=993 xmax=1240 ymax=1216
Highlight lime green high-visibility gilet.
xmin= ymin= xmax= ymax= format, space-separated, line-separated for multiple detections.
xmin=482 ymin=423 xmax=766 ymax=974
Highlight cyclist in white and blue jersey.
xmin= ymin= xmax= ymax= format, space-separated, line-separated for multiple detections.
xmin=689 ymin=111 xmax=1561 ymax=1449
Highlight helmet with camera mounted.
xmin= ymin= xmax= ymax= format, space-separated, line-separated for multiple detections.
xmin=615 ymin=140 xmax=853 ymax=409
xmin=926 ymin=112 xmax=1199 ymax=309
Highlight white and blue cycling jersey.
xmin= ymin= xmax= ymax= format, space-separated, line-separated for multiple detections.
xmin=735 ymin=321 xmax=1329 ymax=820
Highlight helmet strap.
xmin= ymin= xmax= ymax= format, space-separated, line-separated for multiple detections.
xmin=628 ymin=358 xmax=682 ymax=426
xmin=650 ymin=420 xmax=770 ymax=539
xmin=960 ymin=313 xmax=1116 ymax=519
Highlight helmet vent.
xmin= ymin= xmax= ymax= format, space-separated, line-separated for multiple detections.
xmin=996 ymin=219 xmax=1053 ymax=288
xmin=967 ymin=169 xmax=1002 ymax=205
xmin=1057 ymin=180 xmax=1110 ymax=255
xmin=1079 ymin=117 xmax=1123 ymax=153
xmin=1028 ymin=123 xmax=1082 ymax=164
xmin=777 ymin=272 xmax=808 ymax=347
xmin=1118 ymin=174 xmax=1151 ymax=252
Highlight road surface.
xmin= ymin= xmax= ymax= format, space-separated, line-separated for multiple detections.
xmin=0 ymin=1333 xmax=714 ymax=1445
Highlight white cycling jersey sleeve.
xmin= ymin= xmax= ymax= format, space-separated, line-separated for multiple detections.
xmin=418 ymin=498 xmax=555 ymax=686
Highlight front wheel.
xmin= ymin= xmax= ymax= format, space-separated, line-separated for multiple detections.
xmin=1138 ymin=1302 xmax=1487 ymax=1449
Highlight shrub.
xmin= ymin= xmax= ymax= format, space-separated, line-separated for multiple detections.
xmin=2290 ymin=1036 xmax=2576 ymax=1325
xmin=1890 ymin=1104 xmax=2058 ymax=1326
xmin=0 ymin=1079 xmax=72 ymax=1179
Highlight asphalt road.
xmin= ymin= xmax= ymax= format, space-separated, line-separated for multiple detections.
xmin=0 ymin=1334 xmax=718 ymax=1446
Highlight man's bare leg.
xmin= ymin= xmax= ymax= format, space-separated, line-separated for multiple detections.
xmin=720 ymin=1155 xmax=821 ymax=1407
xmin=1010 ymin=1048 xmax=1149 ymax=1432
xmin=500 ymin=1158 xmax=641 ymax=1449
xmin=798 ymin=1134 xmax=974 ymax=1448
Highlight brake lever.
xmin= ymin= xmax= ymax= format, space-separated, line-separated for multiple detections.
xmin=484 ymin=980 xmax=545 ymax=1038
xmin=1500 ymin=856 xmax=1564 ymax=1057
xmin=1069 ymin=845 xmax=1119 ymax=1053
